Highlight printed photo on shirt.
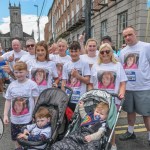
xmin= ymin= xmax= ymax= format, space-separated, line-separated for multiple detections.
xmin=66 ymin=69 xmax=82 ymax=87
xmin=123 ymin=53 xmax=139 ymax=69
xmin=31 ymin=68 xmax=49 ymax=86
xmin=12 ymin=97 xmax=29 ymax=116
xmin=97 ymin=71 xmax=116 ymax=90
xmin=56 ymin=63 xmax=63 ymax=80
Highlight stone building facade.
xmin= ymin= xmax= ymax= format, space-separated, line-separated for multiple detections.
xmin=0 ymin=2 xmax=34 ymax=50
xmin=45 ymin=0 xmax=150 ymax=49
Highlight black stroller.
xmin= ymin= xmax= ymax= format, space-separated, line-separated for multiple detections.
xmin=17 ymin=87 xmax=72 ymax=150
xmin=51 ymin=89 xmax=124 ymax=150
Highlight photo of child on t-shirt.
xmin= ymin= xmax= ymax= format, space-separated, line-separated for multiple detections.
xmin=98 ymin=71 xmax=116 ymax=90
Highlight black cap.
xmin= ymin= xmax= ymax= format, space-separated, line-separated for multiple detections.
xmin=101 ymin=35 xmax=112 ymax=42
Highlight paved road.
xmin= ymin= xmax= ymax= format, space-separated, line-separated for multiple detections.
xmin=0 ymin=94 xmax=150 ymax=150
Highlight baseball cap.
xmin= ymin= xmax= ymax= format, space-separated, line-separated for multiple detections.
xmin=101 ymin=35 xmax=112 ymax=42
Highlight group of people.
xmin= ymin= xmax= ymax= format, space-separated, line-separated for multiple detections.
xmin=0 ymin=25 xmax=150 ymax=150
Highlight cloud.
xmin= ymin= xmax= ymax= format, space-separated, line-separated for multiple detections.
xmin=0 ymin=14 xmax=48 ymax=42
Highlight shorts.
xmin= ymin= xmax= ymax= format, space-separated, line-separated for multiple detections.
xmin=11 ymin=121 xmax=32 ymax=141
xmin=123 ymin=90 xmax=150 ymax=116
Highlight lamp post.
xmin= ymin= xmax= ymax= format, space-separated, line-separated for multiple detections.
xmin=34 ymin=4 xmax=40 ymax=42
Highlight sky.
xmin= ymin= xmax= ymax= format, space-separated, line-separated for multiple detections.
xmin=0 ymin=0 xmax=54 ymax=41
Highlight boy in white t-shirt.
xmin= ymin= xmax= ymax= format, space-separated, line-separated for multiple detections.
xmin=61 ymin=41 xmax=91 ymax=111
xmin=3 ymin=61 xmax=39 ymax=150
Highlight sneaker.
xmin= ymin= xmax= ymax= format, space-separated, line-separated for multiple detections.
xmin=110 ymin=144 xmax=117 ymax=150
xmin=119 ymin=131 xmax=136 ymax=141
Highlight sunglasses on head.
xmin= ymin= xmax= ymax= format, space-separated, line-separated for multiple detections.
xmin=100 ymin=50 xmax=111 ymax=55
xmin=26 ymin=44 xmax=35 ymax=48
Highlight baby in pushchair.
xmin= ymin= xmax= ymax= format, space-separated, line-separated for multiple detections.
xmin=17 ymin=87 xmax=72 ymax=150
xmin=17 ymin=106 xmax=52 ymax=150
xmin=50 ymin=89 xmax=118 ymax=150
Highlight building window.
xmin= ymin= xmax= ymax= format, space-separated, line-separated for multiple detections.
xmin=101 ymin=20 xmax=107 ymax=38
xmin=117 ymin=11 xmax=128 ymax=48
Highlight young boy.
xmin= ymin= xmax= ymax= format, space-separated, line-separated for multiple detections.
xmin=79 ymin=101 xmax=109 ymax=142
xmin=3 ymin=61 xmax=39 ymax=150
xmin=61 ymin=41 xmax=91 ymax=111
xmin=17 ymin=106 xmax=52 ymax=149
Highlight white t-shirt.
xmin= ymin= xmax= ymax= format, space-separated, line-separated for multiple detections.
xmin=80 ymin=54 xmax=98 ymax=68
xmin=49 ymin=54 xmax=71 ymax=80
xmin=90 ymin=62 xmax=127 ymax=104
xmin=62 ymin=59 xmax=91 ymax=103
xmin=27 ymin=59 xmax=58 ymax=93
xmin=19 ymin=53 xmax=35 ymax=63
xmin=5 ymin=79 xmax=39 ymax=124
xmin=119 ymin=41 xmax=150 ymax=91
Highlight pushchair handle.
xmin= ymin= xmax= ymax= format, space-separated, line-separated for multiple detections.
xmin=64 ymin=86 xmax=73 ymax=100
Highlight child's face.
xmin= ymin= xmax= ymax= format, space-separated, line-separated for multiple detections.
xmin=36 ymin=117 xmax=50 ymax=128
xmin=71 ymin=76 xmax=78 ymax=85
xmin=14 ymin=101 xmax=23 ymax=114
xmin=14 ymin=69 xmax=28 ymax=82
xmin=94 ymin=108 xmax=108 ymax=120
xmin=69 ymin=49 xmax=80 ymax=62
xmin=127 ymin=56 xmax=134 ymax=67
xmin=35 ymin=72 xmax=44 ymax=84
xmin=102 ymin=74 xmax=111 ymax=87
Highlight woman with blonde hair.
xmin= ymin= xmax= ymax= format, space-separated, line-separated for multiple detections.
xmin=88 ymin=43 xmax=127 ymax=150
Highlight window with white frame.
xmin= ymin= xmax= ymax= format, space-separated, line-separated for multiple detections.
xmin=101 ymin=20 xmax=107 ymax=38
xmin=117 ymin=11 xmax=128 ymax=48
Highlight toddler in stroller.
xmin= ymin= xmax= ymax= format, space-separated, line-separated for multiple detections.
xmin=17 ymin=106 xmax=52 ymax=150
xmin=17 ymin=87 xmax=72 ymax=150
xmin=50 ymin=89 xmax=118 ymax=150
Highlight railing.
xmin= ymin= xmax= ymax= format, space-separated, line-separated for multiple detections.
xmin=66 ymin=5 xmax=85 ymax=31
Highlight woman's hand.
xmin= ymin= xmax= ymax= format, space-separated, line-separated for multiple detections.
xmin=118 ymin=93 xmax=124 ymax=100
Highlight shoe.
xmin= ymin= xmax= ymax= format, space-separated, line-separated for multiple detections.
xmin=119 ymin=131 xmax=136 ymax=141
xmin=110 ymin=144 xmax=117 ymax=150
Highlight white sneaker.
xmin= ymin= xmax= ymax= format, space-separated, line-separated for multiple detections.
xmin=110 ymin=144 xmax=117 ymax=150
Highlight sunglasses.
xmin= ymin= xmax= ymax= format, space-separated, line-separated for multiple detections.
xmin=100 ymin=50 xmax=111 ymax=55
xmin=26 ymin=44 xmax=35 ymax=48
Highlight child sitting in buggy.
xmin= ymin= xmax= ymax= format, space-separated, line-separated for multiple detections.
xmin=50 ymin=89 xmax=118 ymax=150
xmin=17 ymin=106 xmax=52 ymax=150
xmin=79 ymin=101 xmax=109 ymax=142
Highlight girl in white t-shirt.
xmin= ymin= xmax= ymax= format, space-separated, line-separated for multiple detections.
xmin=3 ymin=61 xmax=39 ymax=150
xmin=27 ymin=41 xmax=59 ymax=93
xmin=89 ymin=43 xmax=127 ymax=150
